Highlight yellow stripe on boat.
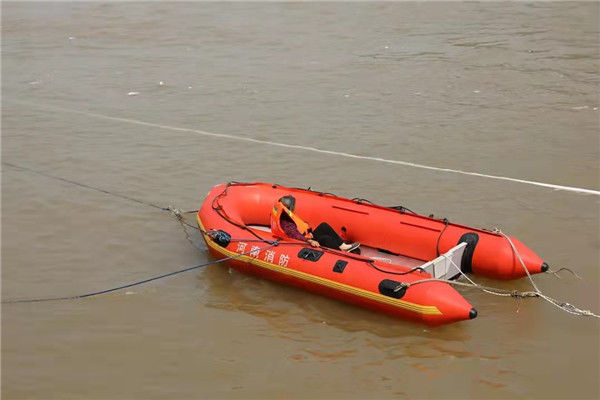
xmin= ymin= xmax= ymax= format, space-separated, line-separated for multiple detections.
xmin=198 ymin=216 xmax=442 ymax=316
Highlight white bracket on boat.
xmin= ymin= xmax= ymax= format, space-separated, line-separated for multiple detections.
xmin=420 ymin=242 xmax=468 ymax=281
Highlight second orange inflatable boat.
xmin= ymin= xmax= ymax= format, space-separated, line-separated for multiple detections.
xmin=197 ymin=182 xmax=547 ymax=325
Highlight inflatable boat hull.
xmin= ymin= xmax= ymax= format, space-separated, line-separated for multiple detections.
xmin=197 ymin=182 xmax=546 ymax=325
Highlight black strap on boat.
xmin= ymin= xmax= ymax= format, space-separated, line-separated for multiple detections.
xmin=436 ymin=218 xmax=450 ymax=257
xmin=389 ymin=205 xmax=417 ymax=214
xmin=352 ymin=197 xmax=374 ymax=204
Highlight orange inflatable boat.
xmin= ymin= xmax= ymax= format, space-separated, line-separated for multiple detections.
xmin=197 ymin=182 xmax=548 ymax=325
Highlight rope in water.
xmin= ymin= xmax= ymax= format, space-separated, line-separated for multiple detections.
xmin=395 ymin=232 xmax=600 ymax=318
xmin=2 ymin=241 xmax=278 ymax=304
xmin=7 ymin=99 xmax=600 ymax=196
xmin=495 ymin=228 xmax=541 ymax=293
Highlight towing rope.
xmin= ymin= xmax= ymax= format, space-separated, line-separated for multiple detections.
xmin=162 ymin=206 xmax=204 ymax=251
xmin=396 ymin=235 xmax=600 ymax=318
xmin=8 ymin=98 xmax=600 ymax=196
xmin=546 ymin=267 xmax=581 ymax=280
xmin=3 ymin=162 xmax=165 ymax=211
xmin=493 ymin=228 xmax=542 ymax=293
xmin=2 ymin=242 xmax=278 ymax=304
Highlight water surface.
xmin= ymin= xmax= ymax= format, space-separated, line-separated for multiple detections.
xmin=2 ymin=2 xmax=599 ymax=399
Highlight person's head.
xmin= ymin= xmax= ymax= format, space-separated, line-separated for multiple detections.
xmin=279 ymin=195 xmax=296 ymax=211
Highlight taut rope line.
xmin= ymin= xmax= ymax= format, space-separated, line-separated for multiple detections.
xmin=396 ymin=238 xmax=600 ymax=318
xmin=6 ymin=99 xmax=600 ymax=196
xmin=3 ymin=162 xmax=164 ymax=211
xmin=2 ymin=242 xmax=278 ymax=304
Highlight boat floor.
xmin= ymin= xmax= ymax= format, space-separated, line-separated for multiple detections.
xmin=248 ymin=225 xmax=425 ymax=269
xmin=358 ymin=246 xmax=424 ymax=269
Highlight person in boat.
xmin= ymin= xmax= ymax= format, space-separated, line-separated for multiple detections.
xmin=271 ymin=195 xmax=360 ymax=252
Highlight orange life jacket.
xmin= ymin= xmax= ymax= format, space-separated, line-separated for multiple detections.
xmin=270 ymin=201 xmax=312 ymax=240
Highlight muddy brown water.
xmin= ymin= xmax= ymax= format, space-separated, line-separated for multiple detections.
xmin=2 ymin=2 xmax=599 ymax=399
